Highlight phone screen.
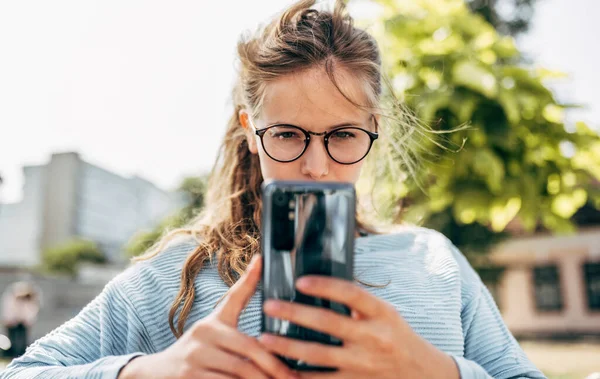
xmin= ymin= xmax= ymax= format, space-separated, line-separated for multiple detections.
xmin=261 ymin=181 xmax=356 ymax=371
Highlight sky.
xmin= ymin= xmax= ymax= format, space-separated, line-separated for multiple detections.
xmin=518 ymin=0 xmax=599 ymax=125
xmin=1 ymin=0 xmax=598 ymax=204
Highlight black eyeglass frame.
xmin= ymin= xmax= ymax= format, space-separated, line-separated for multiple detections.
xmin=249 ymin=116 xmax=379 ymax=165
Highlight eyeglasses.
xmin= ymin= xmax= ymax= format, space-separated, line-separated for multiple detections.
xmin=249 ymin=116 xmax=378 ymax=165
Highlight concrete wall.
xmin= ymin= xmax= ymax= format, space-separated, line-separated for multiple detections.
xmin=0 ymin=166 xmax=46 ymax=267
xmin=40 ymin=152 xmax=80 ymax=251
xmin=491 ymin=227 xmax=600 ymax=336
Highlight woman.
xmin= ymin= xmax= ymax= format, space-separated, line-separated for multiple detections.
xmin=2 ymin=1 xmax=546 ymax=378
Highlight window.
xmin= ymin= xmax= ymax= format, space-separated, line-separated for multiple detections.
xmin=583 ymin=262 xmax=600 ymax=311
xmin=533 ymin=265 xmax=563 ymax=311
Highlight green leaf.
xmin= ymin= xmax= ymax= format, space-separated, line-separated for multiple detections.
xmin=453 ymin=189 xmax=490 ymax=224
xmin=542 ymin=104 xmax=565 ymax=124
xmin=547 ymin=174 xmax=561 ymax=195
xmin=551 ymin=189 xmax=588 ymax=218
xmin=472 ymin=149 xmax=505 ymax=193
xmin=471 ymin=30 xmax=497 ymax=50
xmin=493 ymin=36 xmax=519 ymax=58
xmin=536 ymin=67 xmax=568 ymax=79
xmin=417 ymin=34 xmax=464 ymax=55
xmin=575 ymin=121 xmax=597 ymax=136
xmin=490 ymin=197 xmax=521 ymax=232
xmin=449 ymin=93 xmax=479 ymax=123
xmin=428 ymin=190 xmax=454 ymax=212
xmin=497 ymin=89 xmax=520 ymax=124
xmin=541 ymin=211 xmax=577 ymax=234
xmin=417 ymin=92 xmax=451 ymax=122
xmin=452 ymin=60 xmax=498 ymax=99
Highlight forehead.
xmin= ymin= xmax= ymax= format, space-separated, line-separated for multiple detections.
xmin=260 ymin=66 xmax=372 ymax=129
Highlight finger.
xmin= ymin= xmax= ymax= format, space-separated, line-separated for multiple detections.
xmin=295 ymin=276 xmax=391 ymax=319
xmin=259 ymin=334 xmax=347 ymax=369
xmin=298 ymin=372 xmax=343 ymax=379
xmin=263 ymin=300 xmax=368 ymax=342
xmin=208 ymin=323 xmax=299 ymax=379
xmin=217 ymin=255 xmax=262 ymax=325
xmin=198 ymin=372 xmax=235 ymax=379
xmin=197 ymin=346 xmax=269 ymax=379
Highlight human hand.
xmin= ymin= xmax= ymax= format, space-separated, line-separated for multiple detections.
xmin=119 ymin=255 xmax=298 ymax=379
xmin=259 ymin=276 xmax=459 ymax=378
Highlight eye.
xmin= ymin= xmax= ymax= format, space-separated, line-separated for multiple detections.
xmin=331 ymin=130 xmax=356 ymax=139
xmin=275 ymin=131 xmax=300 ymax=139
xmin=267 ymin=127 xmax=303 ymax=140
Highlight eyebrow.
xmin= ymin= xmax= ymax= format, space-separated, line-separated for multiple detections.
xmin=264 ymin=121 xmax=366 ymax=130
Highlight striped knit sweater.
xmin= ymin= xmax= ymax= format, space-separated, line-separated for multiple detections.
xmin=1 ymin=227 xmax=546 ymax=379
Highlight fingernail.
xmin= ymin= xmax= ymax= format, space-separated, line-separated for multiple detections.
xmin=296 ymin=277 xmax=311 ymax=289
xmin=259 ymin=333 xmax=276 ymax=344
xmin=263 ymin=300 xmax=280 ymax=313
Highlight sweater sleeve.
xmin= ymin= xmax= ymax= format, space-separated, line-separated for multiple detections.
xmin=449 ymin=245 xmax=547 ymax=379
xmin=0 ymin=276 xmax=152 ymax=379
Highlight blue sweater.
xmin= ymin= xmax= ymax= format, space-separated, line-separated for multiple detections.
xmin=2 ymin=227 xmax=546 ymax=379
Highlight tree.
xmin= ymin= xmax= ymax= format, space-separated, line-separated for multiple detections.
xmin=177 ymin=176 xmax=208 ymax=222
xmin=125 ymin=175 xmax=207 ymax=257
xmin=41 ymin=239 xmax=106 ymax=277
xmin=363 ymin=0 xmax=600 ymax=255
xmin=466 ymin=0 xmax=539 ymax=37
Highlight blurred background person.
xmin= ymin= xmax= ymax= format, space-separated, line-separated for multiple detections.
xmin=1 ymin=282 xmax=41 ymax=358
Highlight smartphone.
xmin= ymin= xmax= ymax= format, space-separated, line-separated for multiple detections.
xmin=260 ymin=180 xmax=356 ymax=371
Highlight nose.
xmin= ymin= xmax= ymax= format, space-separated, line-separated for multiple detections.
xmin=300 ymin=137 xmax=330 ymax=180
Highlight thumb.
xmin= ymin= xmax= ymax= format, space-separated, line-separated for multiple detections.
xmin=216 ymin=255 xmax=262 ymax=326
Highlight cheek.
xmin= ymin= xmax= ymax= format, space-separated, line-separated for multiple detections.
xmin=333 ymin=161 xmax=364 ymax=183
xmin=257 ymin=149 xmax=301 ymax=181
xmin=259 ymin=156 xmax=364 ymax=182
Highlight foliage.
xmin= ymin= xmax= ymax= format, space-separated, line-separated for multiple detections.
xmin=125 ymin=175 xmax=207 ymax=257
xmin=41 ymin=239 xmax=106 ymax=276
xmin=177 ymin=176 xmax=208 ymax=221
xmin=365 ymin=0 xmax=600 ymax=254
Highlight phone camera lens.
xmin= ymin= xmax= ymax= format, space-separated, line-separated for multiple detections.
xmin=273 ymin=192 xmax=287 ymax=207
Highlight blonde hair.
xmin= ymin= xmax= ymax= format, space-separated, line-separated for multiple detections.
xmin=135 ymin=0 xmax=419 ymax=338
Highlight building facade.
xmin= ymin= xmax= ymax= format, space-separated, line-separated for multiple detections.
xmin=487 ymin=227 xmax=600 ymax=337
xmin=0 ymin=152 xmax=187 ymax=267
